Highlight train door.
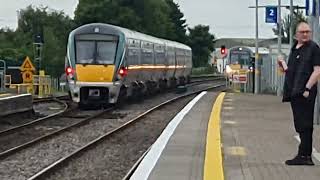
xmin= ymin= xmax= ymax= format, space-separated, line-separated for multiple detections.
xmin=154 ymin=44 xmax=166 ymax=80
xmin=164 ymin=45 xmax=169 ymax=79
xmin=173 ymin=48 xmax=178 ymax=78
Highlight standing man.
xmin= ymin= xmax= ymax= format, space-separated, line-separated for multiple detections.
xmin=281 ymin=22 xmax=320 ymax=166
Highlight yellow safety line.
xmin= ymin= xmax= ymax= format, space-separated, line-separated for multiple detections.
xmin=204 ymin=92 xmax=225 ymax=180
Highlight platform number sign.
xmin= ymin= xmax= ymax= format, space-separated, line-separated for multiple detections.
xmin=266 ymin=6 xmax=277 ymax=23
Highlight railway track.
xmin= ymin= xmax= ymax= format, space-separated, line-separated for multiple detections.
xmin=0 ymin=77 xmax=222 ymax=159
xmin=0 ymin=80 xmax=225 ymax=179
xmin=0 ymin=98 xmax=71 ymax=156
xmin=0 ymin=97 xmax=69 ymax=132
xmin=0 ymin=105 xmax=109 ymax=159
xmin=32 ymin=95 xmax=70 ymax=103
xmin=26 ymin=83 xmax=226 ymax=180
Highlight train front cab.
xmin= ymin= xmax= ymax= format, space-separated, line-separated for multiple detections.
xmin=66 ymin=30 xmax=125 ymax=107
xmin=225 ymin=46 xmax=255 ymax=93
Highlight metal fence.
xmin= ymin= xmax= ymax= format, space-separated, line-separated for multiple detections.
xmin=0 ymin=71 xmax=4 ymax=93
xmin=0 ymin=60 xmax=6 ymax=93
xmin=261 ymin=44 xmax=291 ymax=95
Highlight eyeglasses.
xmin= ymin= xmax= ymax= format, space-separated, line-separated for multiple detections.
xmin=298 ymin=30 xmax=312 ymax=34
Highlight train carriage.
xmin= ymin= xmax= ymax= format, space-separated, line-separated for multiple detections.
xmin=65 ymin=23 xmax=192 ymax=107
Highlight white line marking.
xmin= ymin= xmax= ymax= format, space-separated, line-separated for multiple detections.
xmin=129 ymin=91 xmax=208 ymax=180
xmin=294 ymin=135 xmax=320 ymax=161
xmin=0 ymin=93 xmax=31 ymax=100
xmin=223 ymin=106 xmax=234 ymax=110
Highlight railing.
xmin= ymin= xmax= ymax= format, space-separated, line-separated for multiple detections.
xmin=0 ymin=60 xmax=6 ymax=93
xmin=7 ymin=75 xmax=52 ymax=98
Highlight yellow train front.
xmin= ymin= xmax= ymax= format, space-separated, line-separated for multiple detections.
xmin=65 ymin=23 xmax=192 ymax=107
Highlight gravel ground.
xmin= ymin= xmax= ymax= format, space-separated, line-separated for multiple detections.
xmin=0 ymin=82 xmax=225 ymax=179
xmin=0 ymin=108 xmax=102 ymax=154
xmin=0 ymin=101 xmax=67 ymax=132
xmin=45 ymin=96 xmax=196 ymax=180
xmin=33 ymin=101 xmax=66 ymax=117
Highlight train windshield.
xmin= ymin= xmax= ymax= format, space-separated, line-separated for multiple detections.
xmin=229 ymin=50 xmax=251 ymax=65
xmin=75 ymin=34 xmax=118 ymax=65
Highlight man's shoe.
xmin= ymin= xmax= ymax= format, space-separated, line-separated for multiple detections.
xmin=285 ymin=155 xmax=314 ymax=166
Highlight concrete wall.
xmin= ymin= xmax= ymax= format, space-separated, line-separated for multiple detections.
xmin=0 ymin=94 xmax=33 ymax=117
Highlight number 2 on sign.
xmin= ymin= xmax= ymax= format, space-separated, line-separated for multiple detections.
xmin=269 ymin=9 xmax=274 ymax=16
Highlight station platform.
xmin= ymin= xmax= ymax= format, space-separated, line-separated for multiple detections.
xmin=130 ymin=92 xmax=320 ymax=180
xmin=0 ymin=93 xmax=33 ymax=117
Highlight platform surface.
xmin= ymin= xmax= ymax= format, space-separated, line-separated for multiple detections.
xmin=221 ymin=93 xmax=320 ymax=180
xmin=131 ymin=92 xmax=320 ymax=180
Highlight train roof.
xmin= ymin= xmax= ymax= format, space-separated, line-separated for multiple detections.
xmin=72 ymin=23 xmax=191 ymax=51
xmin=229 ymin=46 xmax=270 ymax=54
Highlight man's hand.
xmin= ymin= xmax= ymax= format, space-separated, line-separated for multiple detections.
xmin=303 ymin=90 xmax=310 ymax=98
xmin=278 ymin=59 xmax=288 ymax=72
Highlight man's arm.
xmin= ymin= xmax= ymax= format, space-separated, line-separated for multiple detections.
xmin=306 ymin=66 xmax=320 ymax=89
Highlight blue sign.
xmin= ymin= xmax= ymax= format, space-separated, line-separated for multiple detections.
xmin=265 ymin=6 xmax=277 ymax=23
xmin=306 ymin=0 xmax=310 ymax=16
xmin=306 ymin=0 xmax=317 ymax=16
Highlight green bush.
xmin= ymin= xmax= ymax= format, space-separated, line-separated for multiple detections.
xmin=191 ymin=65 xmax=217 ymax=76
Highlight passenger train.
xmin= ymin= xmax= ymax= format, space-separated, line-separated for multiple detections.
xmin=225 ymin=46 xmax=254 ymax=74
xmin=65 ymin=23 xmax=192 ymax=107
xmin=225 ymin=46 xmax=269 ymax=75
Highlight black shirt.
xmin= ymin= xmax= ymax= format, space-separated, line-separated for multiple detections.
xmin=283 ymin=40 xmax=320 ymax=102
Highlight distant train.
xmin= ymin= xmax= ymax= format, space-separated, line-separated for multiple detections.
xmin=225 ymin=46 xmax=254 ymax=73
xmin=224 ymin=46 xmax=271 ymax=93
xmin=65 ymin=23 xmax=192 ymax=107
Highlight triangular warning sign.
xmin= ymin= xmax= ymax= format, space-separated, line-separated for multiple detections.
xmin=20 ymin=56 xmax=36 ymax=72
xmin=24 ymin=61 xmax=31 ymax=69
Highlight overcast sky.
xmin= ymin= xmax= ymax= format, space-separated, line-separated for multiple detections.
xmin=0 ymin=0 xmax=306 ymax=38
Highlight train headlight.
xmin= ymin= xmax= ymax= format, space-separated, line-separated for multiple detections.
xmin=226 ymin=65 xmax=233 ymax=74
xmin=117 ymin=67 xmax=128 ymax=80
xmin=120 ymin=67 xmax=128 ymax=76
xmin=66 ymin=67 xmax=75 ymax=79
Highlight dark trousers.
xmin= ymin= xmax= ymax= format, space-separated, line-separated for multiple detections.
xmin=298 ymin=130 xmax=313 ymax=156
xmin=290 ymin=95 xmax=315 ymax=156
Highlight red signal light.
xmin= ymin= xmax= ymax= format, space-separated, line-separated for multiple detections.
xmin=118 ymin=67 xmax=128 ymax=77
xmin=221 ymin=45 xmax=227 ymax=55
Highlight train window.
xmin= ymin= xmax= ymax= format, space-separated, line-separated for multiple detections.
xmin=155 ymin=44 xmax=165 ymax=52
xmin=141 ymin=49 xmax=154 ymax=64
xmin=76 ymin=40 xmax=118 ymax=65
xmin=230 ymin=50 xmax=251 ymax=65
xmin=76 ymin=41 xmax=95 ymax=64
xmin=142 ymin=41 xmax=153 ymax=49
xmin=176 ymin=49 xmax=185 ymax=66
xmin=96 ymin=41 xmax=118 ymax=64
xmin=75 ymin=34 xmax=119 ymax=65
xmin=128 ymin=39 xmax=140 ymax=48
xmin=128 ymin=48 xmax=140 ymax=65
xmin=167 ymin=47 xmax=175 ymax=65
xmin=155 ymin=51 xmax=165 ymax=64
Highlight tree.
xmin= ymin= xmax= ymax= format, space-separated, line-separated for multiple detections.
xmin=187 ymin=25 xmax=215 ymax=67
xmin=272 ymin=10 xmax=307 ymax=43
xmin=0 ymin=6 xmax=74 ymax=77
xmin=165 ymin=0 xmax=188 ymax=43
xmin=74 ymin=0 xmax=176 ymax=40
xmin=19 ymin=7 xmax=74 ymax=77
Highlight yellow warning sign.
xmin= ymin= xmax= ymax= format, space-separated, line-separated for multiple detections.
xmin=20 ymin=56 xmax=36 ymax=72
xmin=239 ymin=69 xmax=247 ymax=75
xmin=229 ymin=64 xmax=241 ymax=70
xmin=22 ymin=71 xmax=33 ymax=83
